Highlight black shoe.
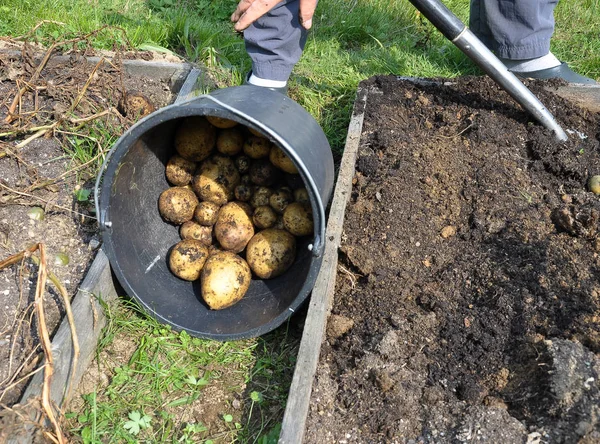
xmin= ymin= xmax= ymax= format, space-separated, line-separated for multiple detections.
xmin=243 ymin=71 xmax=289 ymax=95
xmin=512 ymin=62 xmax=597 ymax=85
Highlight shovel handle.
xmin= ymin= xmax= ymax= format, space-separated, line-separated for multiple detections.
xmin=408 ymin=0 xmax=465 ymax=40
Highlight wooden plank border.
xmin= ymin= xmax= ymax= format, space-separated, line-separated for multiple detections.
xmin=279 ymin=86 xmax=369 ymax=443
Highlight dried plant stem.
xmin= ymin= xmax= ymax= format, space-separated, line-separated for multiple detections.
xmin=30 ymin=255 xmax=80 ymax=409
xmin=0 ymin=182 xmax=96 ymax=220
xmin=34 ymin=244 xmax=66 ymax=444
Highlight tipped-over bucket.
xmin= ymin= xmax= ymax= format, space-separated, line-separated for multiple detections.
xmin=95 ymin=86 xmax=334 ymax=340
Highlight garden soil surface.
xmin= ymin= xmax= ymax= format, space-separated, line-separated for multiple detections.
xmin=306 ymin=75 xmax=600 ymax=444
xmin=0 ymin=44 xmax=178 ymax=408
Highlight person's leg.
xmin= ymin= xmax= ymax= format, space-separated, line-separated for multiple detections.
xmin=244 ymin=0 xmax=308 ymax=90
xmin=469 ymin=0 xmax=595 ymax=83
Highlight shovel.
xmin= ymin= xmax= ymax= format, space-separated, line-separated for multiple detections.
xmin=408 ymin=0 xmax=568 ymax=141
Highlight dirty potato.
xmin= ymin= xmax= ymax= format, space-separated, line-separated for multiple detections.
xmin=250 ymin=186 xmax=273 ymax=208
xmin=250 ymin=159 xmax=281 ymax=186
xmin=248 ymin=127 xmax=267 ymax=138
xmin=243 ymin=136 xmax=271 ymax=159
xmin=293 ymin=188 xmax=310 ymax=204
xmin=269 ymin=187 xmax=293 ymax=214
xmin=158 ymin=187 xmax=198 ymax=224
xmin=214 ymin=202 xmax=255 ymax=253
xmin=216 ymin=127 xmax=244 ymax=156
xmin=180 ymin=221 xmax=212 ymax=246
xmin=169 ymin=239 xmax=209 ymax=281
xmin=175 ymin=117 xmax=216 ymax=162
xmin=235 ymin=184 xmax=253 ymax=202
xmin=246 ymin=229 xmax=296 ymax=279
xmin=192 ymin=155 xmax=240 ymax=205
xmin=166 ymin=155 xmax=196 ymax=186
xmin=270 ymin=145 xmax=298 ymax=174
xmin=206 ymin=115 xmax=238 ymax=129
xmin=235 ymin=155 xmax=252 ymax=174
xmin=252 ymin=205 xmax=277 ymax=229
xmin=283 ymin=202 xmax=313 ymax=236
xmin=194 ymin=201 xmax=220 ymax=226
xmin=201 ymin=251 xmax=251 ymax=310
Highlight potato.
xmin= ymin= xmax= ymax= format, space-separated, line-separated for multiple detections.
xmin=194 ymin=201 xmax=220 ymax=226
xmin=165 ymin=155 xmax=196 ymax=186
xmin=246 ymin=229 xmax=296 ymax=279
xmin=248 ymin=127 xmax=267 ymax=138
xmin=273 ymin=215 xmax=285 ymax=230
xmin=270 ymin=145 xmax=299 ymax=174
xmin=201 ymin=251 xmax=251 ymax=310
xmin=243 ymin=136 xmax=271 ymax=159
xmin=206 ymin=115 xmax=238 ymax=129
xmin=158 ymin=187 xmax=199 ymax=224
xmin=235 ymin=155 xmax=252 ymax=174
xmin=235 ymin=184 xmax=253 ymax=202
xmin=250 ymin=159 xmax=281 ymax=186
xmin=283 ymin=202 xmax=313 ymax=236
xmin=269 ymin=188 xmax=293 ymax=214
xmin=253 ymin=205 xmax=277 ymax=229
xmin=250 ymin=186 xmax=273 ymax=208
xmin=169 ymin=239 xmax=209 ymax=281
xmin=216 ymin=127 xmax=244 ymax=156
xmin=192 ymin=155 xmax=240 ymax=205
xmin=294 ymin=188 xmax=310 ymax=204
xmin=180 ymin=221 xmax=212 ymax=246
xmin=215 ymin=202 xmax=255 ymax=253
xmin=175 ymin=117 xmax=216 ymax=162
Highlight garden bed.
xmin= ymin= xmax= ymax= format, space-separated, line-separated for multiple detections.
xmin=303 ymin=76 xmax=600 ymax=443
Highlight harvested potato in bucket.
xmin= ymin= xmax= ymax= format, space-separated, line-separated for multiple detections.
xmin=201 ymin=251 xmax=252 ymax=310
xmin=158 ymin=187 xmax=199 ymax=225
xmin=246 ymin=229 xmax=297 ymax=279
xmin=169 ymin=239 xmax=209 ymax=281
xmin=175 ymin=116 xmax=216 ymax=162
xmin=157 ymin=115 xmax=315 ymax=310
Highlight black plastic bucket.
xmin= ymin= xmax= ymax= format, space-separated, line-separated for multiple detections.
xmin=94 ymin=86 xmax=334 ymax=340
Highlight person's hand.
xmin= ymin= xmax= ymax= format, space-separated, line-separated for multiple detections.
xmin=231 ymin=0 xmax=318 ymax=32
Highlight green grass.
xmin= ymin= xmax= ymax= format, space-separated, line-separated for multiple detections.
xmin=2 ymin=0 xmax=599 ymax=441
xmin=65 ymin=298 xmax=298 ymax=443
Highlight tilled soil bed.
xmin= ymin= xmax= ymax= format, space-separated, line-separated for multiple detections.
xmin=306 ymin=76 xmax=600 ymax=443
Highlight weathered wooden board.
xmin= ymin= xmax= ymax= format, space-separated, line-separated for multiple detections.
xmin=278 ymin=80 xmax=600 ymax=443
xmin=279 ymin=86 xmax=369 ymax=444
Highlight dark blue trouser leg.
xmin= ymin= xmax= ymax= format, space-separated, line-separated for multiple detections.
xmin=469 ymin=0 xmax=557 ymax=60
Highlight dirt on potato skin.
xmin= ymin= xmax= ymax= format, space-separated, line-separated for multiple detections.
xmin=306 ymin=76 xmax=600 ymax=443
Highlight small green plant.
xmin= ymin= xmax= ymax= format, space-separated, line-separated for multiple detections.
xmin=74 ymin=188 xmax=92 ymax=202
xmin=178 ymin=422 xmax=208 ymax=443
xmin=123 ymin=410 xmax=151 ymax=435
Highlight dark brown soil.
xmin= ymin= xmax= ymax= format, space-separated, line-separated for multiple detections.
xmin=306 ymin=76 xmax=600 ymax=443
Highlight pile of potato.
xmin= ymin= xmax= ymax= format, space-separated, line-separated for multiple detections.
xmin=158 ymin=115 xmax=314 ymax=310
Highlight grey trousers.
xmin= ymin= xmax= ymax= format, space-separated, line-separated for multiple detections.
xmin=244 ymin=0 xmax=557 ymax=81
xmin=244 ymin=0 xmax=308 ymax=81
xmin=469 ymin=0 xmax=557 ymax=60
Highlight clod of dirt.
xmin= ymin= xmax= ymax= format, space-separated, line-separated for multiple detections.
xmin=551 ymin=205 xmax=599 ymax=237
xmin=118 ymin=90 xmax=155 ymax=118
xmin=440 ymin=225 xmax=456 ymax=238
xmin=326 ymin=314 xmax=354 ymax=341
